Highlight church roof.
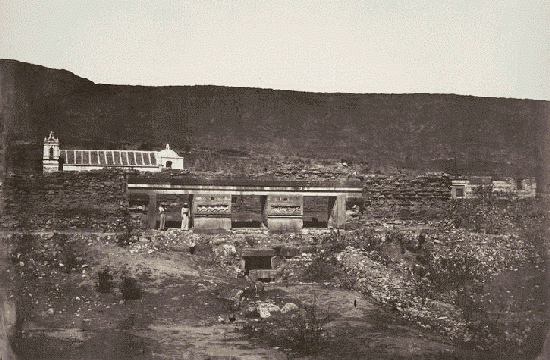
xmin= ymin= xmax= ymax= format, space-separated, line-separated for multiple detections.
xmin=158 ymin=144 xmax=180 ymax=159
xmin=60 ymin=150 xmax=158 ymax=167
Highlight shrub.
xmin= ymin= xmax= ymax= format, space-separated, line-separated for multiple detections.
xmin=347 ymin=228 xmax=381 ymax=251
xmin=96 ymin=268 xmax=114 ymax=293
xmin=53 ymin=233 xmax=82 ymax=272
xmin=321 ymin=231 xmax=347 ymax=254
xmin=120 ymin=276 xmax=142 ymax=300
xmin=338 ymin=267 xmax=361 ymax=290
xmin=245 ymin=236 xmax=256 ymax=247
xmin=521 ymin=226 xmax=548 ymax=266
xmin=276 ymin=301 xmax=331 ymax=354
xmin=10 ymin=233 xmax=36 ymax=264
xmin=425 ymin=251 xmax=482 ymax=293
xmin=116 ymin=231 xmax=134 ymax=247
xmin=121 ymin=277 xmax=141 ymax=299
xmin=386 ymin=230 xmax=417 ymax=253
xmin=302 ymin=256 xmax=340 ymax=283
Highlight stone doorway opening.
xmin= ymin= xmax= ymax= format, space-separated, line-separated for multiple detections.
xmin=231 ymin=195 xmax=265 ymax=228
xmin=303 ymin=196 xmax=329 ymax=228
xmin=156 ymin=194 xmax=193 ymax=229
xmin=240 ymin=248 xmax=278 ymax=282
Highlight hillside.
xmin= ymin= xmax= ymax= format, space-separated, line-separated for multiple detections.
xmin=1 ymin=59 xmax=549 ymax=183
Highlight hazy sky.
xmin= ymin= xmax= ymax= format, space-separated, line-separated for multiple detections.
xmin=1 ymin=0 xmax=549 ymax=100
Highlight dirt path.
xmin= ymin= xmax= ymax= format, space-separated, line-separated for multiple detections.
xmin=146 ymin=322 xmax=286 ymax=360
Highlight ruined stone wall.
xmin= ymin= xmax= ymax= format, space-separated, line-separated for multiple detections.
xmin=0 ymin=170 xmax=129 ymax=232
xmin=361 ymin=173 xmax=451 ymax=219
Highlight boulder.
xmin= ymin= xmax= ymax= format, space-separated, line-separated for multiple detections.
xmin=258 ymin=306 xmax=271 ymax=319
xmin=280 ymin=302 xmax=299 ymax=314
xmin=257 ymin=301 xmax=280 ymax=318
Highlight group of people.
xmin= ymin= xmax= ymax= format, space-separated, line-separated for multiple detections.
xmin=158 ymin=202 xmax=190 ymax=231
xmin=158 ymin=202 xmax=195 ymax=253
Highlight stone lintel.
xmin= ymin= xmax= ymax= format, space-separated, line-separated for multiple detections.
xmin=241 ymin=248 xmax=277 ymax=257
xmin=128 ymin=183 xmax=362 ymax=196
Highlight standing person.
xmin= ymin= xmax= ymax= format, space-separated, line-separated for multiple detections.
xmin=158 ymin=203 xmax=166 ymax=231
xmin=181 ymin=203 xmax=190 ymax=230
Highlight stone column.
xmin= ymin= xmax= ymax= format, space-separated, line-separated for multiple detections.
xmin=260 ymin=195 xmax=268 ymax=228
xmin=192 ymin=194 xmax=232 ymax=230
xmin=328 ymin=194 xmax=346 ymax=229
xmin=265 ymin=195 xmax=303 ymax=232
xmin=147 ymin=193 xmax=157 ymax=229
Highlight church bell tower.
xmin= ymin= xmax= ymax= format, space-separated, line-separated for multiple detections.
xmin=43 ymin=131 xmax=60 ymax=172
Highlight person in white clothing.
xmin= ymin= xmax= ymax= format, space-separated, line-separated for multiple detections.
xmin=181 ymin=203 xmax=190 ymax=230
xmin=158 ymin=203 xmax=166 ymax=231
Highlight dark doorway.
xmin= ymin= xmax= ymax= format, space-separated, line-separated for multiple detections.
xmin=303 ymin=196 xmax=329 ymax=228
xmin=516 ymin=179 xmax=523 ymax=190
xmin=231 ymin=195 xmax=264 ymax=228
xmin=244 ymin=256 xmax=272 ymax=274
xmin=58 ymin=156 xmax=64 ymax=171
xmin=156 ymin=194 xmax=192 ymax=229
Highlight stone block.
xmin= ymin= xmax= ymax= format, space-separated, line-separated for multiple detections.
xmin=267 ymin=217 xmax=303 ymax=232
xmin=193 ymin=217 xmax=231 ymax=230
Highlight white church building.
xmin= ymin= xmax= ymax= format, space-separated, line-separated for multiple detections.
xmin=43 ymin=131 xmax=184 ymax=173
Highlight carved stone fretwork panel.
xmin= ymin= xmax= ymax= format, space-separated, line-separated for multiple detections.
xmin=265 ymin=195 xmax=303 ymax=217
xmin=193 ymin=194 xmax=232 ymax=218
xmin=196 ymin=205 xmax=230 ymax=214
xmin=269 ymin=205 xmax=301 ymax=215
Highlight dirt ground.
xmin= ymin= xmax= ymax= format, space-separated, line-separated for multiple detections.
xmin=11 ymin=230 xmax=462 ymax=359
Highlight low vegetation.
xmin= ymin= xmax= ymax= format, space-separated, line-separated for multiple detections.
xmin=275 ymin=299 xmax=331 ymax=354
xmin=298 ymin=196 xmax=549 ymax=359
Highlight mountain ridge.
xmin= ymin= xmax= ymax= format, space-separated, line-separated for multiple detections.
xmin=1 ymin=59 xmax=548 ymax=185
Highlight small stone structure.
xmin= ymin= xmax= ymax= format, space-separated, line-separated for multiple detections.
xmin=450 ymin=176 xmax=536 ymax=199
xmin=239 ymin=247 xmax=299 ymax=282
xmin=239 ymin=246 xmax=302 ymax=282
xmin=43 ymin=131 xmax=184 ymax=173
xmin=240 ymin=248 xmax=278 ymax=281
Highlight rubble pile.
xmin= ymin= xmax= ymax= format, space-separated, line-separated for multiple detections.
xmin=331 ymin=223 xmax=545 ymax=343
xmin=276 ymin=252 xmax=314 ymax=281
xmin=337 ymin=246 xmax=466 ymax=339
xmin=267 ymin=163 xmax=357 ymax=181
xmin=5 ymin=232 xmax=99 ymax=320
xmin=126 ymin=231 xmax=200 ymax=255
